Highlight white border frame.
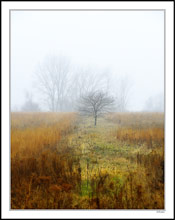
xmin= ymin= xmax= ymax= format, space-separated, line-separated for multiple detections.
xmin=2 ymin=1 xmax=174 ymax=219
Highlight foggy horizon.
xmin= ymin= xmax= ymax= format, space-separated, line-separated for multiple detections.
xmin=11 ymin=10 xmax=164 ymax=112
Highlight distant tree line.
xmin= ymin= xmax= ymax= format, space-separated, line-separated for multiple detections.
xmin=15 ymin=56 xmax=164 ymax=115
xmin=18 ymin=55 xmax=164 ymax=114
xmin=21 ymin=92 xmax=40 ymax=112
xmin=29 ymin=55 xmax=131 ymax=113
xmin=143 ymin=94 xmax=164 ymax=112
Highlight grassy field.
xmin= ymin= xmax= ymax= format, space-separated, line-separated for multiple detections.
xmin=11 ymin=112 xmax=164 ymax=209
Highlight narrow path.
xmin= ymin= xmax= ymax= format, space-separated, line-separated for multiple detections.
xmin=68 ymin=116 xmax=139 ymax=190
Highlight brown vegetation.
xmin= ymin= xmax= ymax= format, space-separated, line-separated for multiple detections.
xmin=11 ymin=112 xmax=164 ymax=209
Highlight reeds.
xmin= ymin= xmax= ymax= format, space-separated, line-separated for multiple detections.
xmin=114 ymin=127 xmax=164 ymax=148
xmin=11 ymin=112 xmax=81 ymax=209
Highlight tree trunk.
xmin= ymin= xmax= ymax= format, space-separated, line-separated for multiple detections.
xmin=94 ymin=116 xmax=97 ymax=126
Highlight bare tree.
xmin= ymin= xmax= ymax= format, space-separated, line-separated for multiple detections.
xmin=68 ymin=67 xmax=110 ymax=110
xmin=35 ymin=55 xmax=71 ymax=112
xmin=78 ymin=90 xmax=115 ymax=126
xmin=21 ymin=92 xmax=40 ymax=112
xmin=143 ymin=93 xmax=164 ymax=112
xmin=114 ymin=75 xmax=132 ymax=112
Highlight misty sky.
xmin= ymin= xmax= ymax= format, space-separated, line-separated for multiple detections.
xmin=11 ymin=10 xmax=164 ymax=111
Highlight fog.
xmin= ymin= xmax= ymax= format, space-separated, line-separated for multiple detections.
xmin=11 ymin=10 xmax=164 ymax=112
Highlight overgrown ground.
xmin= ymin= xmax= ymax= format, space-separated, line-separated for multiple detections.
xmin=11 ymin=112 xmax=164 ymax=209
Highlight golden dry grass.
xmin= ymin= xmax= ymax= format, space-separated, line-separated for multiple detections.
xmin=113 ymin=127 xmax=164 ymax=148
xmin=11 ymin=112 xmax=76 ymax=158
xmin=11 ymin=112 xmax=80 ymax=209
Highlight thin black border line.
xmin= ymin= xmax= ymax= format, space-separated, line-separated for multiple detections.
xmin=9 ymin=9 xmax=166 ymax=212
